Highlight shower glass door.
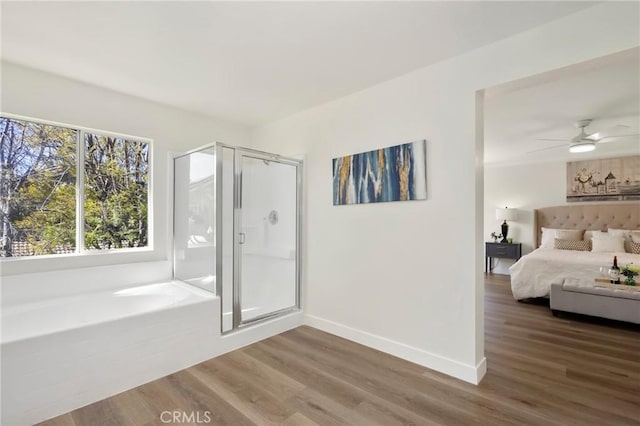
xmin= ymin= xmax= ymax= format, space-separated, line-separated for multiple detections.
xmin=173 ymin=147 xmax=216 ymax=293
xmin=236 ymin=153 xmax=300 ymax=325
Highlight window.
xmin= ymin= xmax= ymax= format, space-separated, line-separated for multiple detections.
xmin=84 ymin=133 xmax=149 ymax=250
xmin=0 ymin=116 xmax=150 ymax=258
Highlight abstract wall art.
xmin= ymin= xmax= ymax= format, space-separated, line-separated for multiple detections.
xmin=332 ymin=140 xmax=427 ymax=205
xmin=566 ymin=155 xmax=640 ymax=202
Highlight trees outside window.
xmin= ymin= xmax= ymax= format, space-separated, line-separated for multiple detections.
xmin=0 ymin=116 xmax=150 ymax=258
xmin=0 ymin=118 xmax=77 ymax=256
xmin=84 ymin=133 xmax=148 ymax=250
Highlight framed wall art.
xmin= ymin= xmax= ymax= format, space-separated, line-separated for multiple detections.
xmin=566 ymin=155 xmax=640 ymax=202
xmin=333 ymin=140 xmax=427 ymax=205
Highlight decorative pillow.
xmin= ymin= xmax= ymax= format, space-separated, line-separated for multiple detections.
xmin=631 ymin=241 xmax=640 ymax=255
xmin=540 ymin=228 xmax=584 ymax=248
xmin=591 ymin=237 xmax=626 ymax=253
xmin=554 ymin=238 xmax=591 ymax=252
xmin=631 ymin=230 xmax=640 ymax=244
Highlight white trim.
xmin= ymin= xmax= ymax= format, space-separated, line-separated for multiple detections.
xmin=475 ymin=357 xmax=487 ymax=383
xmin=75 ymin=130 xmax=85 ymax=253
xmin=167 ymin=151 xmax=178 ymax=278
xmin=0 ymin=112 xmax=152 ymax=144
xmin=304 ymin=314 xmax=486 ymax=385
xmin=1 ymin=246 xmax=154 ymax=262
xmin=0 ymin=248 xmax=161 ymax=276
xmin=147 ymin=136 xmax=154 ymax=250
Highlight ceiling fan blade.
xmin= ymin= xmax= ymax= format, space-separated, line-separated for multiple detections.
xmin=596 ymin=134 xmax=640 ymax=144
xmin=527 ymin=144 xmax=566 ymax=154
xmin=586 ymin=124 xmax=632 ymax=140
xmin=535 ymin=138 xmax=568 ymax=142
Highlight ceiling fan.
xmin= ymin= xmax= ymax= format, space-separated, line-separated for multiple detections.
xmin=530 ymin=118 xmax=639 ymax=154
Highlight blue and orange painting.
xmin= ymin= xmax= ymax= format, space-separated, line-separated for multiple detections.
xmin=332 ymin=140 xmax=427 ymax=205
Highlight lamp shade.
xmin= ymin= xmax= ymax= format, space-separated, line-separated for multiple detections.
xmin=496 ymin=207 xmax=518 ymax=221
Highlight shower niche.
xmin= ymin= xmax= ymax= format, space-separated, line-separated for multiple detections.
xmin=173 ymin=144 xmax=302 ymax=333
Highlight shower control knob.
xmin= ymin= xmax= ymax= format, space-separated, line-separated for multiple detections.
xmin=268 ymin=210 xmax=279 ymax=225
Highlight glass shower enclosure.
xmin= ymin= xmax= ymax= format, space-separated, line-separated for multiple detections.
xmin=173 ymin=143 xmax=302 ymax=333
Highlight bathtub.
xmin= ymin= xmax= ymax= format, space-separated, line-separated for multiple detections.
xmin=2 ymin=281 xmax=214 ymax=344
xmin=1 ymin=280 xmax=218 ymax=425
xmin=1 ymin=278 xmax=303 ymax=425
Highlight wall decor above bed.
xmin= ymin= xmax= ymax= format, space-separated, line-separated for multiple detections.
xmin=332 ymin=140 xmax=427 ymax=205
xmin=566 ymin=155 xmax=640 ymax=202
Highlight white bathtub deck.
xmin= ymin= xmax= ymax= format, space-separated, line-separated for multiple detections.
xmin=1 ymin=280 xmax=214 ymax=344
xmin=1 ymin=279 xmax=303 ymax=425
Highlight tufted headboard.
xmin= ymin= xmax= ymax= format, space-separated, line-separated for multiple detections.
xmin=534 ymin=203 xmax=640 ymax=248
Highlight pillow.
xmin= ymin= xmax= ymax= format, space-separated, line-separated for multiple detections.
xmin=608 ymin=228 xmax=632 ymax=241
xmin=608 ymin=229 xmax=637 ymax=253
xmin=540 ymin=228 xmax=557 ymax=248
xmin=630 ymin=241 xmax=640 ymax=255
xmin=591 ymin=237 xmax=626 ymax=253
xmin=540 ymin=228 xmax=584 ymax=249
xmin=631 ymin=230 xmax=640 ymax=244
xmin=554 ymin=238 xmax=591 ymax=252
xmin=586 ymin=230 xmax=607 ymax=240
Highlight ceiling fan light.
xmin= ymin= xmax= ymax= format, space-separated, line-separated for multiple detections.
xmin=569 ymin=141 xmax=596 ymax=153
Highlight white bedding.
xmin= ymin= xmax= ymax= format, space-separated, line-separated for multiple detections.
xmin=508 ymin=248 xmax=640 ymax=300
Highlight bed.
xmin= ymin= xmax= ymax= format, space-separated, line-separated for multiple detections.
xmin=509 ymin=203 xmax=640 ymax=300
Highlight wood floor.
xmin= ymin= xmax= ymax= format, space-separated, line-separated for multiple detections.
xmin=40 ymin=275 xmax=640 ymax=426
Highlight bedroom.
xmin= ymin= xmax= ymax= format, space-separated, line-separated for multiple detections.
xmin=1 ymin=2 xmax=639 ymax=425
xmin=484 ymin=47 xmax=640 ymax=312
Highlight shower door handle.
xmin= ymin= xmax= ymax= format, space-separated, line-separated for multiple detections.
xmin=239 ymin=233 xmax=246 ymax=244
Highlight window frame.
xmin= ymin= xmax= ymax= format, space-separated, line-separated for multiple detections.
xmin=0 ymin=112 xmax=154 ymax=262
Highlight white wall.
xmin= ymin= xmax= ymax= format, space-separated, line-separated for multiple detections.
xmin=0 ymin=61 xmax=249 ymax=285
xmin=249 ymin=2 xmax=639 ymax=384
xmin=484 ymin=161 xmax=566 ymax=274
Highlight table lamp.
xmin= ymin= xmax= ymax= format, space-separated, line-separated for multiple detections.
xmin=496 ymin=207 xmax=518 ymax=243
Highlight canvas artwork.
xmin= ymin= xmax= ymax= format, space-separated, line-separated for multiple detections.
xmin=566 ymin=155 xmax=640 ymax=202
xmin=332 ymin=140 xmax=427 ymax=205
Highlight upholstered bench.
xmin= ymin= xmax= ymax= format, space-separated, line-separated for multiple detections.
xmin=550 ymin=278 xmax=640 ymax=324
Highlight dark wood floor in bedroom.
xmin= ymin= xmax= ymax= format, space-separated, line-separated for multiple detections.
xmin=40 ymin=275 xmax=640 ymax=426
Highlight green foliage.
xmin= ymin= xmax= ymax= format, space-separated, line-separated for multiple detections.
xmin=1 ymin=117 xmax=149 ymax=257
xmin=15 ymin=183 xmax=76 ymax=255
xmin=1 ymin=117 xmax=77 ymax=256
xmin=84 ymin=134 xmax=148 ymax=250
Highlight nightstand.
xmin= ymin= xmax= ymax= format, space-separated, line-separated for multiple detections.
xmin=485 ymin=242 xmax=522 ymax=273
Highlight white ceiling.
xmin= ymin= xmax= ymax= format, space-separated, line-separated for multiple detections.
xmin=485 ymin=49 xmax=640 ymax=166
xmin=1 ymin=1 xmax=596 ymax=126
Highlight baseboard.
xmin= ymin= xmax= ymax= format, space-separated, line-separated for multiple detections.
xmin=304 ymin=314 xmax=486 ymax=385
xmin=475 ymin=357 xmax=487 ymax=383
